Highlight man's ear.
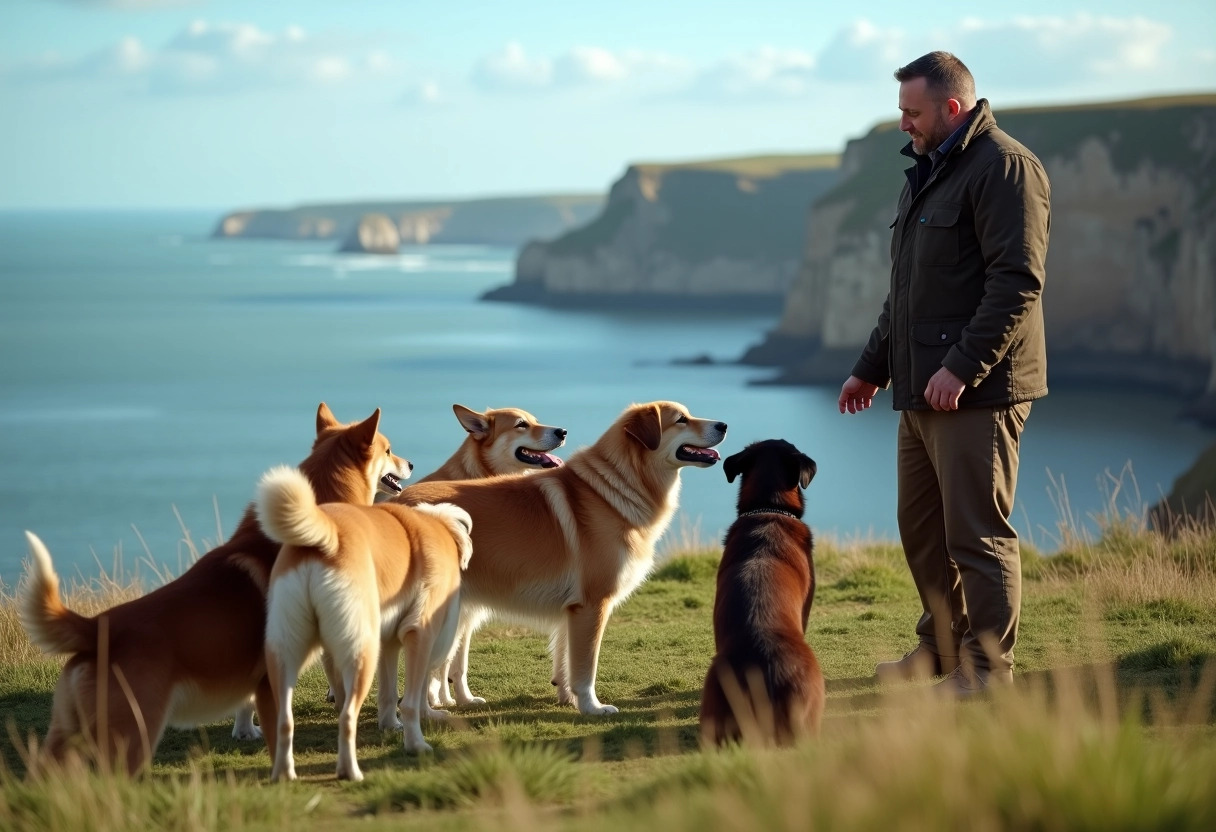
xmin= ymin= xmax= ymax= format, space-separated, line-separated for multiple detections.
xmin=798 ymin=454 xmax=818 ymax=490
xmin=453 ymin=404 xmax=491 ymax=440
xmin=316 ymin=402 xmax=340 ymax=434
xmin=351 ymin=408 xmax=382 ymax=450
xmin=723 ymin=447 xmax=751 ymax=483
xmin=623 ymin=404 xmax=663 ymax=452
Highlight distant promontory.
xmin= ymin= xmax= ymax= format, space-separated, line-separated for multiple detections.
xmin=213 ymin=194 xmax=605 ymax=249
xmin=483 ymin=154 xmax=841 ymax=312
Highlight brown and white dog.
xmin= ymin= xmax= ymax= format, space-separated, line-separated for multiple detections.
xmin=397 ymin=401 xmax=727 ymax=715
xmin=17 ymin=404 xmax=410 ymax=774
xmin=699 ymin=439 xmax=824 ymax=747
xmin=316 ymin=403 xmax=567 ymax=718
xmin=257 ymin=466 xmax=472 ymax=781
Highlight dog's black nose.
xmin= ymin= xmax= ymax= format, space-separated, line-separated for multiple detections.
xmin=407 ymin=461 xmax=415 ymax=472
xmin=715 ymin=422 xmax=728 ymax=433
xmin=555 ymin=428 xmax=567 ymax=439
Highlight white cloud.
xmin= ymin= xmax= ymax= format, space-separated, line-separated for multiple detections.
xmin=401 ymin=79 xmax=442 ymax=106
xmin=687 ymin=47 xmax=817 ymax=100
xmin=4 ymin=19 xmax=413 ymax=95
xmin=948 ymin=15 xmax=1175 ymax=87
xmin=814 ymin=20 xmax=906 ymax=82
xmin=472 ymin=42 xmax=552 ymax=90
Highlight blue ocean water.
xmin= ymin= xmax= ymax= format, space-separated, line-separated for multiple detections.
xmin=0 ymin=211 xmax=1210 ymax=585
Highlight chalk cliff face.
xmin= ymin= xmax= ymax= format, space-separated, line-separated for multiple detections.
xmin=743 ymin=95 xmax=1216 ymax=410
xmin=484 ymin=156 xmax=841 ymax=310
xmin=213 ymin=194 xmax=604 ymax=248
xmin=338 ymin=213 xmax=401 ymax=254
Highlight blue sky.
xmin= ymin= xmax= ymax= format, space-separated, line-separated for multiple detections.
xmin=2 ymin=0 xmax=1214 ymax=209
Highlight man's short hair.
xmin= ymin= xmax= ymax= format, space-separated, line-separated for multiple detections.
xmin=894 ymin=51 xmax=976 ymax=104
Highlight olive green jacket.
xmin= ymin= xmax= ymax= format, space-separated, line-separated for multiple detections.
xmin=851 ymin=99 xmax=1051 ymax=410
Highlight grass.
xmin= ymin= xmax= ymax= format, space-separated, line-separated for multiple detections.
xmin=2 ymin=504 xmax=1216 ymax=830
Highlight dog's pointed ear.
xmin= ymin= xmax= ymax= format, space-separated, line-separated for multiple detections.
xmin=798 ymin=454 xmax=818 ymax=490
xmin=624 ymin=403 xmax=663 ymax=452
xmin=316 ymin=402 xmax=340 ymax=434
xmin=723 ymin=447 xmax=750 ymax=483
xmin=453 ymin=404 xmax=491 ymax=440
xmin=351 ymin=408 xmax=382 ymax=449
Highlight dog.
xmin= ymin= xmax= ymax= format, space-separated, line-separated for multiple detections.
xmin=699 ymin=439 xmax=824 ymax=747
xmin=315 ymin=402 xmax=567 ymax=716
xmin=421 ymin=403 xmax=566 ymax=482
xmin=396 ymin=400 xmax=726 ymax=715
xmin=257 ymin=466 xmax=472 ymax=781
xmin=17 ymin=403 xmax=410 ymax=774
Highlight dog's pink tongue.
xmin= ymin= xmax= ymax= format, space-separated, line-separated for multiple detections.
xmin=540 ymin=453 xmax=564 ymax=468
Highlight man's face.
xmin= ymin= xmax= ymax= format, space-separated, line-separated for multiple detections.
xmin=898 ymin=77 xmax=954 ymax=156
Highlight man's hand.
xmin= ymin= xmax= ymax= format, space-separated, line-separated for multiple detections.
xmin=924 ymin=366 xmax=966 ymax=411
xmin=839 ymin=375 xmax=880 ymax=414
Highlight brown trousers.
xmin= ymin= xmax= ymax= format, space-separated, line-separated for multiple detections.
xmin=896 ymin=402 xmax=1032 ymax=676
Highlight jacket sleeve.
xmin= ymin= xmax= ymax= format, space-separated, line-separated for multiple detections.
xmin=851 ymin=292 xmax=892 ymax=389
xmin=942 ymin=152 xmax=1050 ymax=386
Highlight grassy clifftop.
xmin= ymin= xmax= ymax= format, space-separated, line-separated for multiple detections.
xmin=816 ymin=93 xmax=1216 ymax=236
xmin=543 ymin=153 xmax=841 ymax=264
xmin=2 ymin=513 xmax=1214 ymax=829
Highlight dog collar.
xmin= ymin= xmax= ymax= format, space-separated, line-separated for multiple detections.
xmin=737 ymin=508 xmax=801 ymax=520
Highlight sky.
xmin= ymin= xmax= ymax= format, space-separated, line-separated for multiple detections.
xmin=1 ymin=0 xmax=1214 ymax=210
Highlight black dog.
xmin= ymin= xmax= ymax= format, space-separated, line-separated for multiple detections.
xmin=699 ymin=439 xmax=825 ymax=747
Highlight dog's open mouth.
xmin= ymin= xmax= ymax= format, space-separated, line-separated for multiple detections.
xmin=516 ymin=447 xmax=563 ymax=468
xmin=379 ymin=473 xmax=405 ymax=494
xmin=677 ymin=445 xmax=721 ymax=465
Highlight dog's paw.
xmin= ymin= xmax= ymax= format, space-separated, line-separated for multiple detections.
xmin=555 ymin=688 xmax=575 ymax=706
xmin=231 ymin=724 xmax=263 ymax=741
xmin=438 ymin=694 xmax=457 ymax=708
xmin=456 ymin=695 xmax=487 ymax=708
xmin=378 ymin=716 xmax=404 ymax=731
xmin=403 ymin=739 xmax=434 ymax=754
xmin=580 ymin=703 xmax=619 ymax=716
xmin=424 ymin=706 xmax=451 ymax=722
xmin=325 ymin=687 xmax=336 ymax=704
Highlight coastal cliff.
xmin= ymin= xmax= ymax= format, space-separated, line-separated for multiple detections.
xmin=483 ymin=155 xmax=841 ymax=310
xmin=214 ymin=194 xmax=604 ymax=248
xmin=741 ymin=94 xmax=1216 ymax=407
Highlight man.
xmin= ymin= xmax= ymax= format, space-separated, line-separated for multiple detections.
xmin=838 ymin=52 xmax=1050 ymax=695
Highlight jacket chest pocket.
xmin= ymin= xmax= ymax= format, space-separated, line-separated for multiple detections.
xmin=915 ymin=203 xmax=961 ymax=266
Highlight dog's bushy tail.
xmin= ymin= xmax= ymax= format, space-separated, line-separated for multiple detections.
xmin=256 ymin=465 xmax=340 ymax=556
xmin=18 ymin=531 xmax=98 ymax=656
xmin=411 ymin=502 xmax=474 ymax=570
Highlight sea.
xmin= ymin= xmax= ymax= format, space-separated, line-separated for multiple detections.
xmin=0 ymin=210 xmax=1211 ymax=587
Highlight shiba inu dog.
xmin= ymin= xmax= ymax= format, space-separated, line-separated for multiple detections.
xmin=309 ymin=403 xmax=567 ymax=719
xmin=398 ymin=401 xmax=726 ymax=715
xmin=18 ymin=404 xmax=409 ymax=774
xmin=257 ymin=467 xmax=472 ymax=781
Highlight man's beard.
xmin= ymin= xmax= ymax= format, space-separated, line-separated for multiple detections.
xmin=909 ymin=114 xmax=951 ymax=156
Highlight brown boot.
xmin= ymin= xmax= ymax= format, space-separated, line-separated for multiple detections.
xmin=875 ymin=644 xmax=956 ymax=683
xmin=935 ymin=665 xmax=1014 ymax=698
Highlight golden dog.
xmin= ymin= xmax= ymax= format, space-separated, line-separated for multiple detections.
xmin=397 ymin=400 xmax=726 ymax=715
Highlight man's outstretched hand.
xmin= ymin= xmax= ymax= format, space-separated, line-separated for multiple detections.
xmin=839 ymin=375 xmax=880 ymax=414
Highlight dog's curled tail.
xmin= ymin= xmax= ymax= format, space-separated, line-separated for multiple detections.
xmin=256 ymin=465 xmax=340 ymax=556
xmin=412 ymin=502 xmax=474 ymax=570
xmin=18 ymin=531 xmax=98 ymax=656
